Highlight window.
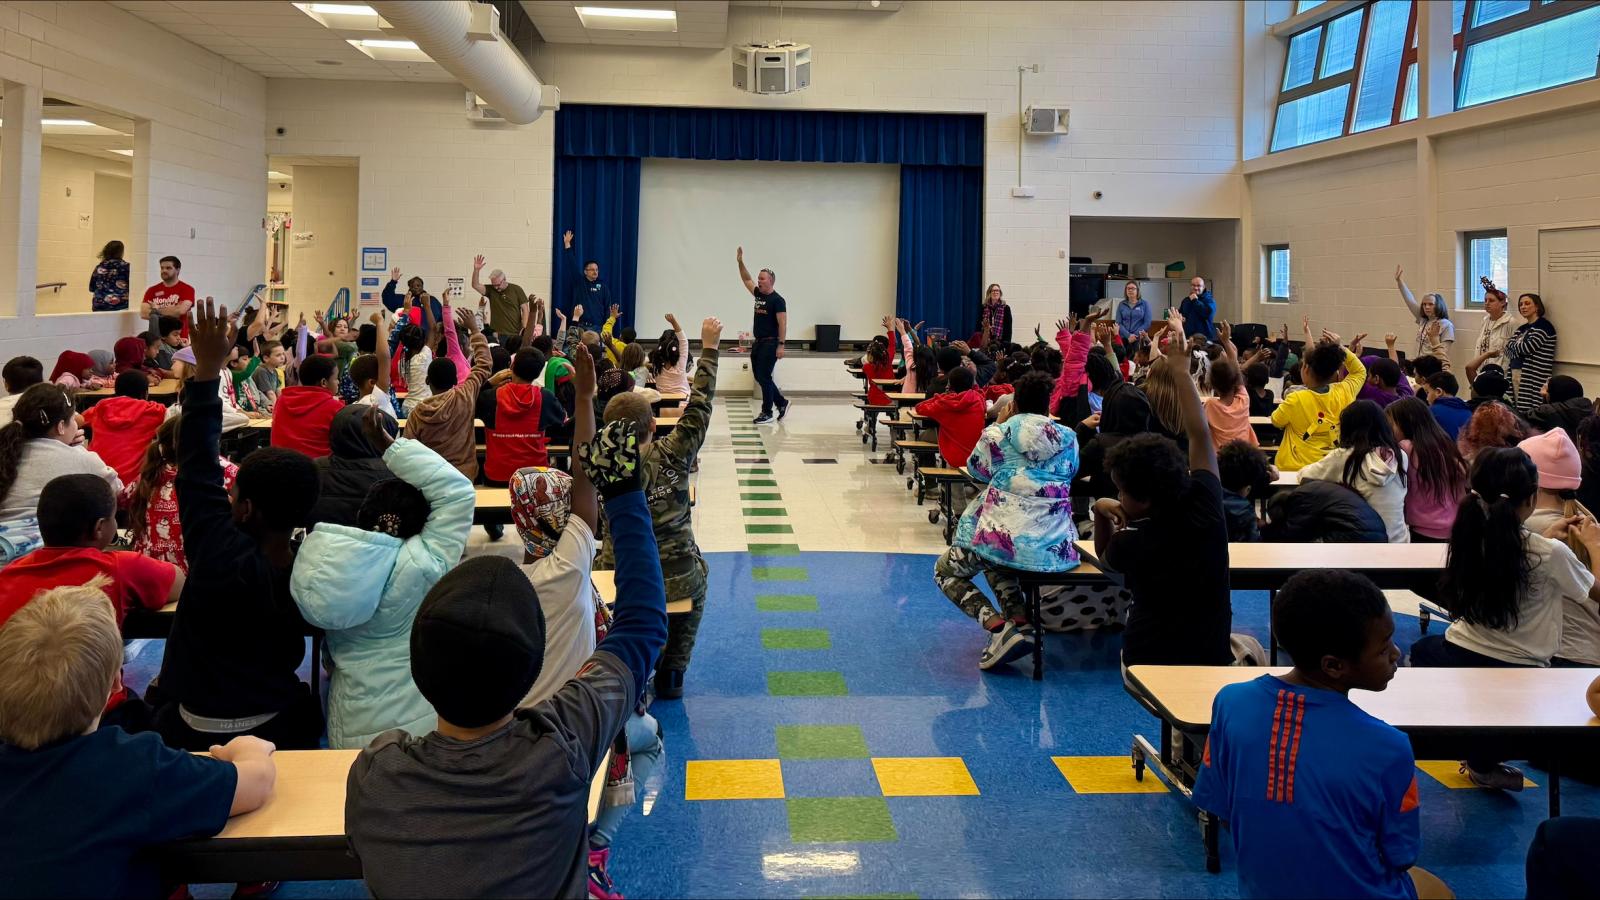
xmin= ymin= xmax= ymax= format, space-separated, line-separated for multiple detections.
xmin=1267 ymin=245 xmax=1292 ymax=301
xmin=1458 ymin=0 xmax=1600 ymax=108
xmin=1464 ymin=230 xmax=1508 ymax=307
xmin=1352 ymin=0 xmax=1414 ymax=132
xmin=1271 ymin=7 xmax=1368 ymax=150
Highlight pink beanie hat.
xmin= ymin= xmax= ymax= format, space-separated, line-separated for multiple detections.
xmin=1519 ymin=428 xmax=1582 ymax=490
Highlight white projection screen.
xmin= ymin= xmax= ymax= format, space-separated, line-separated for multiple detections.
xmin=636 ymin=158 xmax=899 ymax=344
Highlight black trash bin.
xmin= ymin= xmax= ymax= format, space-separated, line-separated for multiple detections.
xmin=813 ymin=324 xmax=840 ymax=352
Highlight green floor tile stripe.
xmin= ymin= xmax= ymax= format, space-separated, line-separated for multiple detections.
xmin=740 ymin=479 xmax=779 ymax=487
xmin=745 ymin=523 xmax=795 ymax=534
xmin=767 ymin=671 xmax=848 ymax=696
xmin=753 ymin=566 xmax=808 ymax=580
xmin=742 ymin=507 xmax=789 ymax=517
xmin=787 ymin=797 xmax=895 ymax=843
xmin=739 ymin=467 xmax=774 ymax=474
xmin=741 ymin=493 xmax=784 ymax=501
xmin=776 ymin=724 xmax=867 ymax=758
xmin=761 ymin=628 xmax=832 ymax=651
xmin=756 ymin=593 xmax=816 ymax=610
xmin=748 ymin=544 xmax=801 ymax=555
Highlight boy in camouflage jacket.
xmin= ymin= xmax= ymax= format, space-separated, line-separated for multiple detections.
xmin=596 ymin=316 xmax=722 ymax=699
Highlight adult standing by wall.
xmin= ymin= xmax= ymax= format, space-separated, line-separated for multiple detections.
xmin=471 ymin=254 xmax=531 ymax=343
xmin=1465 ymin=282 xmax=1516 ymax=382
xmin=561 ymin=229 xmax=610 ymax=329
xmin=380 ymin=266 xmax=444 ymax=329
xmin=1393 ymin=266 xmax=1455 ymax=369
xmin=142 ymin=256 xmax=195 ymax=339
xmin=1504 ymin=292 xmax=1557 ymax=416
xmin=89 ymin=241 xmax=130 ymax=313
xmin=737 ymin=247 xmax=788 ymax=425
xmin=1113 ymin=281 xmax=1151 ymax=344
xmin=974 ymin=284 xmax=1012 ymax=351
xmin=1180 ymin=275 xmax=1215 ymax=341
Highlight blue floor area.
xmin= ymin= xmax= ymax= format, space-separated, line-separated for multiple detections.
xmin=124 ymin=550 xmax=1597 ymax=899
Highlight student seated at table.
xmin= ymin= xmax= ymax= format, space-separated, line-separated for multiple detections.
xmin=1410 ymin=447 xmax=1600 ymax=789
xmin=1205 ymin=321 xmax=1257 ymax=453
xmin=305 ymin=406 xmax=396 ymax=532
xmin=1272 ymin=334 xmax=1366 ymax=471
xmin=1193 ymin=569 xmax=1441 ymax=900
xmin=349 ymin=322 xmax=396 ymax=420
xmin=1422 ymin=372 xmax=1471 ymax=440
xmin=1094 ymin=312 xmax=1239 ymax=668
xmin=1217 ymin=440 xmax=1273 ymax=542
xmin=84 ymin=371 xmax=169 ymax=488
xmin=1358 ymin=356 xmax=1408 ymax=409
xmin=344 ymin=419 xmax=667 ymax=899
xmin=404 ymin=309 xmax=492 ymax=481
xmin=292 ymin=411 xmax=475 ymax=749
xmin=1517 ymin=428 xmax=1600 ymax=667
xmin=600 ymin=322 xmax=720 ymax=699
xmin=0 ymin=584 xmax=277 ymax=898
xmin=934 ymin=372 xmax=1079 ymax=670
xmin=485 ymin=347 xmax=568 ymax=482
xmin=861 ymin=316 xmax=902 ymax=407
xmin=1298 ymin=400 xmax=1410 ymax=544
xmin=268 ymin=353 xmax=343 ymax=459
xmin=1386 ymin=397 xmax=1467 ymax=543
xmin=915 ymin=366 xmax=986 ymax=470
xmin=0 ymin=355 xmax=44 ymax=427
xmin=648 ymin=314 xmax=690 ymax=399
xmin=0 ymin=474 xmax=183 ymax=733
xmin=1529 ymin=374 xmax=1591 ymax=444
xmin=150 ymin=301 xmax=325 ymax=752
xmin=0 ymin=384 xmax=122 ymax=566
xmin=1244 ymin=362 xmax=1275 ymax=419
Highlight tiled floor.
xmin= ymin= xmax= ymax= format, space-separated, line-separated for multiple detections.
xmin=126 ymin=397 xmax=1596 ymax=899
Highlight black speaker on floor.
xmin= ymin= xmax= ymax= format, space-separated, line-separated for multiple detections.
xmin=814 ymin=324 xmax=840 ymax=352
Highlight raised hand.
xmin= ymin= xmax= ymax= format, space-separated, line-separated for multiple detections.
xmin=882 ymin=314 xmax=894 ymax=330
xmin=1350 ymin=332 xmax=1368 ymax=355
xmin=473 ymin=254 xmax=485 ymax=270
xmin=1320 ymin=328 xmax=1341 ymax=347
xmin=572 ymin=304 xmax=584 ymax=323
xmin=188 ymin=297 xmax=236 ymax=380
xmin=1427 ymin=319 xmax=1442 ymax=339
xmin=572 ymin=343 xmax=595 ymax=398
xmin=454 ymin=307 xmax=475 ymax=333
xmin=665 ymin=312 xmax=680 ymax=329
xmin=610 ymin=303 xmax=621 ymax=320
xmin=1216 ymin=319 xmax=1232 ymax=344
xmin=390 ymin=266 xmax=400 ymax=282
xmin=736 ymin=246 xmax=744 ymax=262
xmin=913 ymin=320 xmax=924 ymax=333
xmin=1056 ymin=318 xmax=1069 ymax=334
xmin=1163 ymin=309 xmax=1186 ymax=359
xmin=563 ymin=230 xmax=574 ymax=249
xmin=1394 ymin=265 xmax=1404 ymax=283
xmin=702 ymin=316 xmax=724 ymax=348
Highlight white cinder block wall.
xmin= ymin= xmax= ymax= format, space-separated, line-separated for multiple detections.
xmin=0 ymin=0 xmax=266 ymax=367
xmin=268 ymin=0 xmax=1244 ymax=347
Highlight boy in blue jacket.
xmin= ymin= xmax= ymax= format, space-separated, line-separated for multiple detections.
xmin=344 ymin=419 xmax=667 ymax=899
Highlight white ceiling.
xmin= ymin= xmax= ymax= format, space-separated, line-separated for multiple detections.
xmin=521 ymin=0 xmax=899 ymax=48
xmin=110 ymin=1 xmax=457 ymax=81
xmin=0 ymin=96 xmax=136 ymax=165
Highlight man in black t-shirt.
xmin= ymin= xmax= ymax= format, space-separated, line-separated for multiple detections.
xmin=737 ymin=247 xmax=788 ymax=424
xmin=1091 ymin=309 xmax=1234 ymax=668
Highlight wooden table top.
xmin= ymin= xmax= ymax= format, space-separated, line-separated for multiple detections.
xmin=208 ymin=746 xmax=609 ymax=842
xmin=1075 ymin=539 xmax=1445 ymax=572
xmin=871 ymin=378 xmax=902 ymax=386
xmin=885 ymin=392 xmax=925 ymax=403
xmin=1248 ymin=415 xmax=1274 ymax=426
xmin=244 ymin=418 xmax=487 ymax=431
xmin=655 ymin=392 xmax=687 ymax=403
xmin=1127 ymin=665 xmax=1600 ymax=732
xmin=1272 ymin=469 xmax=1300 ymax=487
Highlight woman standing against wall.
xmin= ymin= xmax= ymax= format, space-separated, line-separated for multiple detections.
xmin=1504 ymin=292 xmax=1557 ymax=416
xmin=1113 ymin=281 xmax=1151 ymax=344
xmin=1393 ymin=266 xmax=1454 ymax=369
xmin=974 ymin=284 xmax=1012 ymax=351
xmin=1466 ymin=283 xmax=1516 ymax=383
xmin=89 ymin=240 xmax=130 ymax=312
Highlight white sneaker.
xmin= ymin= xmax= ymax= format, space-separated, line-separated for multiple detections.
xmin=1463 ymin=762 xmax=1525 ymax=792
xmin=978 ymin=624 xmax=1035 ymax=670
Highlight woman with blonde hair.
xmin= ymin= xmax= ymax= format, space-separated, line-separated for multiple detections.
xmin=974 ymin=283 xmax=1012 ymax=350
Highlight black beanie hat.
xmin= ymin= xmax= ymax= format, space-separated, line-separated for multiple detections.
xmin=410 ymin=556 xmax=547 ymax=728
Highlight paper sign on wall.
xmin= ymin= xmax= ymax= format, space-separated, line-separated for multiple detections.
xmin=360 ymin=277 xmax=380 ymax=287
xmin=292 ymin=231 xmax=316 ymax=249
xmin=446 ymin=277 xmax=465 ymax=300
xmin=361 ymin=247 xmax=387 ymax=271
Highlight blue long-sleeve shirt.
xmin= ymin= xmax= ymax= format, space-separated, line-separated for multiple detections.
xmin=381 ymin=280 xmax=444 ymax=325
xmin=563 ymin=244 xmax=609 ymax=328
xmin=1181 ymin=289 xmax=1215 ymax=341
xmin=1115 ymin=298 xmax=1152 ymax=342
xmin=592 ymin=490 xmax=668 ymax=707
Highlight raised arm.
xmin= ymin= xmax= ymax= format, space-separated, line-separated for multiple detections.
xmin=1394 ymin=265 xmax=1424 ymax=322
xmin=1215 ymin=320 xmax=1238 ymax=365
xmin=1164 ymin=309 xmax=1217 ymax=477
xmin=736 ymin=246 xmax=755 ymax=294
xmin=470 ymin=255 xmax=488 ymax=297
xmin=381 ymin=267 xmax=403 ymax=312
xmin=384 ymin=431 xmax=476 ymax=567
xmin=661 ymin=318 xmax=723 ymax=462
xmin=372 ymin=312 xmax=392 ymax=393
xmin=568 ymin=345 xmax=599 ymax=533
xmin=441 ymin=304 xmax=470 ymax=385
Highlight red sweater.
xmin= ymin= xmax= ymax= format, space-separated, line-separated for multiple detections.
xmin=270 ymin=386 xmax=344 ymax=458
xmin=862 ymin=327 xmax=901 ymax=405
xmin=485 ymin=382 xmax=552 ymax=481
xmin=915 ymin=388 xmax=987 ymax=468
xmin=85 ymin=395 xmax=168 ymax=486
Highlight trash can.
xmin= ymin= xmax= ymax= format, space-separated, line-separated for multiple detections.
xmin=814 ymin=324 xmax=840 ymax=352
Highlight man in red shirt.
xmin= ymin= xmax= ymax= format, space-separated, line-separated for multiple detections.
xmin=84 ymin=372 xmax=169 ymax=486
xmin=914 ymin=365 xmax=986 ymax=468
xmin=141 ymin=256 xmax=196 ymax=339
xmin=270 ymin=354 xmax=344 ymax=459
xmin=0 ymin=474 xmax=182 ymax=732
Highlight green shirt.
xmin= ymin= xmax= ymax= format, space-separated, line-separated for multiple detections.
xmin=484 ymin=281 xmax=528 ymax=337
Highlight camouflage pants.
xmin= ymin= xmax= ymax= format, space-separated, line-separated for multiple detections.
xmin=661 ymin=585 xmax=706 ymax=673
xmin=935 ymin=546 xmax=1026 ymax=625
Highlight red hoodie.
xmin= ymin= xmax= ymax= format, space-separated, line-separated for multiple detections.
xmin=861 ymin=327 xmax=900 ymax=405
xmin=486 ymin=382 xmax=552 ymax=481
xmin=915 ymin=388 xmax=987 ymax=468
xmin=270 ymin=385 xmax=344 ymax=458
xmin=85 ymin=396 xmax=168 ymax=486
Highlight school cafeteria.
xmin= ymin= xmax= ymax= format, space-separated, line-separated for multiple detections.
xmin=1 ymin=1 xmax=1599 ymax=898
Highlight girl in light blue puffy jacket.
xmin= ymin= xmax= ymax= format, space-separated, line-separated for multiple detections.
xmin=290 ymin=409 xmax=475 ymax=748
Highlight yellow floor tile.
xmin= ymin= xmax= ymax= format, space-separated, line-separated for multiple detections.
xmin=685 ymin=759 xmax=786 ymax=801
xmin=871 ymin=756 xmax=979 ymax=797
xmin=1053 ymin=756 xmax=1169 ymax=794
xmin=1416 ymin=760 xmax=1537 ymax=789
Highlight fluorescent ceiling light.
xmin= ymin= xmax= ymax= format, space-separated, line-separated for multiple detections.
xmin=306 ymin=2 xmax=376 ymax=13
xmin=353 ymin=38 xmax=418 ymax=50
xmin=576 ymin=6 xmax=677 ymax=18
xmin=111 ymin=149 xmax=134 ymax=156
xmin=268 ymin=171 xmax=292 ymax=179
xmin=42 ymin=118 xmax=94 ymax=126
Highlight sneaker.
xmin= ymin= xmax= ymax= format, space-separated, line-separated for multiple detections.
xmin=655 ymin=667 xmax=684 ymax=700
xmin=978 ymin=624 xmax=1035 ymax=670
xmin=588 ymin=847 xmax=623 ymax=899
xmin=777 ymin=399 xmax=791 ymax=421
xmin=1463 ymin=762 xmax=1525 ymax=792
xmin=753 ymin=412 xmax=776 ymax=425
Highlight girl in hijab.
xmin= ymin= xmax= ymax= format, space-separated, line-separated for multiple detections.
xmin=49 ymin=351 xmax=110 ymax=391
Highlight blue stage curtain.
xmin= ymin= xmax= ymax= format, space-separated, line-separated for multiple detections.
xmin=897 ymin=165 xmax=983 ymax=340
xmin=556 ymin=104 xmax=983 ymax=167
xmin=551 ymin=156 xmax=640 ymax=325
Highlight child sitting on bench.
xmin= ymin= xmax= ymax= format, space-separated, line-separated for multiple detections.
xmin=915 ymin=365 xmax=986 ymax=469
